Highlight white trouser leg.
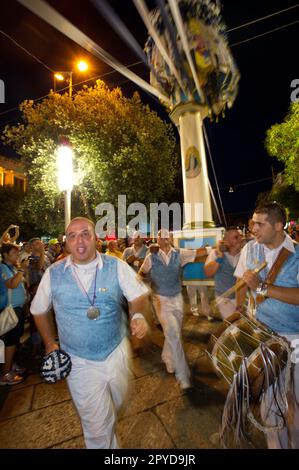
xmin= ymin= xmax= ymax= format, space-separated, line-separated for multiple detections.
xmin=199 ymin=286 xmax=211 ymax=316
xmin=0 ymin=340 xmax=4 ymax=363
xmin=153 ymin=293 xmax=190 ymax=383
xmin=67 ymin=338 xmax=131 ymax=449
xmin=186 ymin=285 xmax=197 ymax=309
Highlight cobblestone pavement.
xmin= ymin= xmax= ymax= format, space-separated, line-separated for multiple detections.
xmin=0 ymin=299 xmax=266 ymax=449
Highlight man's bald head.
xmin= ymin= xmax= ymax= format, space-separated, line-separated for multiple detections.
xmin=66 ymin=217 xmax=95 ymax=235
xmin=65 ymin=217 xmax=97 ymax=265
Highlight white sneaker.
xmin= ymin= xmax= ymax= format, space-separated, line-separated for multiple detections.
xmin=191 ymin=307 xmax=199 ymax=316
xmin=179 ymin=380 xmax=191 ymax=390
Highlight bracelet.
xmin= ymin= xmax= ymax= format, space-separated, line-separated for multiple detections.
xmin=215 ymin=257 xmax=224 ymax=264
xmin=17 ymin=269 xmax=25 ymax=273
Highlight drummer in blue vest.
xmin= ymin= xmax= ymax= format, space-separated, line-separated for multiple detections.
xmin=138 ymin=228 xmax=211 ymax=390
xmin=234 ymin=202 xmax=299 ymax=449
xmin=204 ymin=227 xmax=243 ymax=319
xmin=31 ymin=217 xmax=149 ymax=449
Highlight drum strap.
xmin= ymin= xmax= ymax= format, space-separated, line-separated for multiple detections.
xmin=256 ymin=247 xmax=292 ymax=304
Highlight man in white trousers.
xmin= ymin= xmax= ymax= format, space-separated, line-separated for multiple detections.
xmin=138 ymin=229 xmax=211 ymax=390
xmin=31 ymin=217 xmax=149 ymax=449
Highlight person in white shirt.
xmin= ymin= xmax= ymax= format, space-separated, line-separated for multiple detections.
xmin=139 ymin=229 xmax=210 ymax=390
xmin=31 ymin=217 xmax=150 ymax=449
xmin=122 ymin=231 xmax=148 ymax=272
xmin=204 ymin=227 xmax=243 ymax=319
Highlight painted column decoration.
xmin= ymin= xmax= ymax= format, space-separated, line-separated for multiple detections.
xmin=145 ymin=0 xmax=240 ymax=227
xmin=171 ymin=103 xmax=213 ymax=227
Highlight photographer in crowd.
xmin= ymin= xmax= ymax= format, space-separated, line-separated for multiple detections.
xmin=0 ymin=225 xmax=20 ymax=247
xmin=0 ymin=243 xmax=28 ymax=385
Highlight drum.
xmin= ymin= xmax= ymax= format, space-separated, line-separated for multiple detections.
xmin=208 ymin=315 xmax=291 ymax=446
xmin=209 ymin=315 xmax=289 ymax=400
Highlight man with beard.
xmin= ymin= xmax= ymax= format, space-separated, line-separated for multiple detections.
xmin=234 ymin=202 xmax=299 ymax=449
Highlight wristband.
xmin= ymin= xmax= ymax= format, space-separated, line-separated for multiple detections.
xmin=18 ymin=269 xmax=25 ymax=273
xmin=131 ymin=313 xmax=145 ymax=321
xmin=215 ymin=257 xmax=224 ymax=264
xmin=205 ymin=246 xmax=212 ymax=255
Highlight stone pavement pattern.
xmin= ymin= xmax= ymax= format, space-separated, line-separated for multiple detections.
xmin=0 ymin=302 xmax=266 ymax=449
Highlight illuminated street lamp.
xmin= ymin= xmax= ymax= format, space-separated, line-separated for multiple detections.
xmin=57 ymin=140 xmax=74 ymax=230
xmin=54 ymin=60 xmax=89 ymax=97
xmin=77 ymin=60 xmax=88 ymax=72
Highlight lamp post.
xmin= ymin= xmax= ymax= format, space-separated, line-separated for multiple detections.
xmin=54 ymin=60 xmax=88 ymax=97
xmin=54 ymin=71 xmax=73 ymax=97
xmin=57 ymin=142 xmax=74 ymax=230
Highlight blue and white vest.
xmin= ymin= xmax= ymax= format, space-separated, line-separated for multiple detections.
xmin=246 ymin=241 xmax=299 ymax=334
xmin=150 ymin=250 xmax=181 ymax=297
xmin=214 ymin=254 xmax=236 ymax=298
xmin=50 ymin=255 xmax=127 ymax=360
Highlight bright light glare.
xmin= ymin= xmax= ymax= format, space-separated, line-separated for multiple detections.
xmin=77 ymin=60 xmax=88 ymax=72
xmin=54 ymin=73 xmax=65 ymax=81
xmin=57 ymin=145 xmax=74 ymax=191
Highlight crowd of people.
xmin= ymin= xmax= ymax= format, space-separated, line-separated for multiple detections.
xmin=0 ymin=201 xmax=298 ymax=449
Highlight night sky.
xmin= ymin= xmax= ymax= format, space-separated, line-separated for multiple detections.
xmin=0 ymin=0 xmax=298 ymax=224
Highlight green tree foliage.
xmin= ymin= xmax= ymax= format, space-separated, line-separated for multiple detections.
xmin=257 ymin=173 xmax=299 ymax=220
xmin=0 ymin=186 xmax=37 ymax=239
xmin=265 ymin=102 xmax=299 ymax=191
xmin=3 ymin=81 xmax=178 ymax=233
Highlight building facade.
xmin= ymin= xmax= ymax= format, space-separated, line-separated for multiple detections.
xmin=0 ymin=155 xmax=27 ymax=192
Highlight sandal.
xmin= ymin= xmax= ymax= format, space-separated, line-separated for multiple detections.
xmin=0 ymin=371 xmax=25 ymax=386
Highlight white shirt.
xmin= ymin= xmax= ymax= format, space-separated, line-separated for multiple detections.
xmin=205 ymin=248 xmax=240 ymax=268
xmin=234 ymin=233 xmax=299 ymax=282
xmin=122 ymin=245 xmax=145 ymax=258
xmin=140 ymin=247 xmax=196 ymax=274
xmin=31 ymin=252 xmax=148 ymax=315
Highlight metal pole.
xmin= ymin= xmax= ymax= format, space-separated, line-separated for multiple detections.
xmin=65 ymin=189 xmax=71 ymax=230
xmin=69 ymin=71 xmax=73 ymax=98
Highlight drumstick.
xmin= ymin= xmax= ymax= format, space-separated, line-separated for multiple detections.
xmin=216 ymin=261 xmax=267 ymax=301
